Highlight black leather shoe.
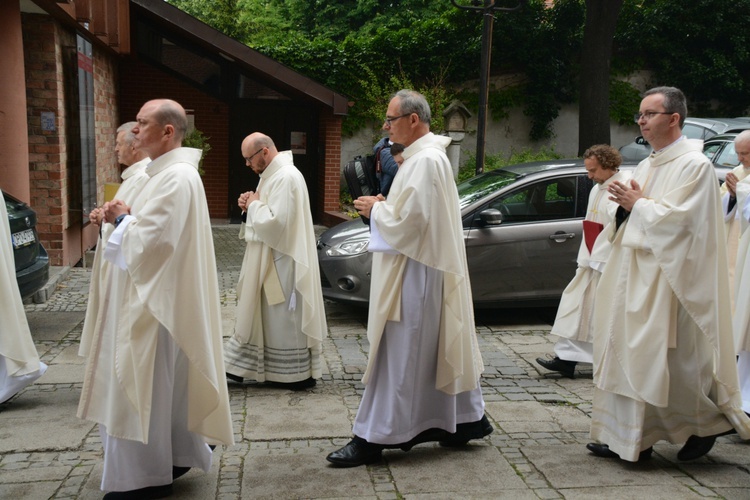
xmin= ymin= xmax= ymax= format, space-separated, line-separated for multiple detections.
xmin=395 ymin=428 xmax=450 ymax=451
xmin=103 ymin=483 xmax=172 ymax=499
xmin=226 ymin=372 xmax=244 ymax=383
xmin=172 ymin=466 xmax=190 ymax=480
xmin=536 ymin=356 xmax=576 ymax=378
xmin=586 ymin=442 xmax=652 ymax=461
xmin=439 ymin=414 xmax=493 ymax=447
xmin=678 ymin=434 xmax=717 ymax=461
xmin=267 ymin=377 xmax=317 ymax=391
xmin=326 ymin=437 xmax=383 ymax=467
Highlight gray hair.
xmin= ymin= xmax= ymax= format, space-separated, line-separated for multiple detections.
xmin=116 ymin=121 xmax=137 ymax=145
xmin=735 ymin=130 xmax=750 ymax=146
xmin=394 ymin=89 xmax=431 ymax=125
xmin=644 ymin=86 xmax=687 ymax=128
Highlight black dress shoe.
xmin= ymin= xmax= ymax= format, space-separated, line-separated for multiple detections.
xmin=586 ymin=442 xmax=652 ymax=461
xmin=439 ymin=414 xmax=493 ymax=447
xmin=678 ymin=434 xmax=717 ymax=461
xmin=326 ymin=437 xmax=383 ymax=467
xmin=536 ymin=356 xmax=577 ymax=378
xmin=103 ymin=483 xmax=172 ymax=499
xmin=172 ymin=466 xmax=190 ymax=480
xmin=226 ymin=372 xmax=244 ymax=383
xmin=394 ymin=428 xmax=450 ymax=451
xmin=267 ymin=377 xmax=317 ymax=391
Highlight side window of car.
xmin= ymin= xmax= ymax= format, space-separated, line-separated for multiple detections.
xmin=485 ymin=176 xmax=578 ymax=224
xmin=714 ymin=142 xmax=739 ymax=167
xmin=703 ymin=142 xmax=723 ymax=162
xmin=683 ymin=124 xmax=708 ymax=140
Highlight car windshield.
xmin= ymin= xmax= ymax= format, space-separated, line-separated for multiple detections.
xmin=457 ymin=170 xmax=518 ymax=209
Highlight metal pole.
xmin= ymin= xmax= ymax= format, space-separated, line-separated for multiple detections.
xmin=476 ymin=3 xmax=494 ymax=175
xmin=450 ymin=0 xmax=525 ymax=176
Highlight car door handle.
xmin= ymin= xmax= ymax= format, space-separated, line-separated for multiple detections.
xmin=549 ymin=231 xmax=576 ymax=242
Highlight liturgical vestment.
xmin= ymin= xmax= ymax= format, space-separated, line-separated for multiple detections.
xmin=352 ymin=133 xmax=485 ymax=445
xmin=78 ymin=148 xmax=234 ymax=491
xmin=551 ymin=169 xmax=629 ymax=363
xmin=224 ymin=150 xmax=326 ymax=382
xmin=591 ymin=138 xmax=750 ymax=462
xmin=0 ymin=189 xmax=47 ymax=403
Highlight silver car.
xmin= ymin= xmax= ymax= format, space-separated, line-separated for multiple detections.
xmin=318 ymin=160 xmax=634 ymax=308
xmin=620 ymin=117 xmax=750 ymax=162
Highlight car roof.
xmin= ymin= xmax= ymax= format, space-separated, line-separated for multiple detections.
xmin=685 ymin=117 xmax=750 ymax=134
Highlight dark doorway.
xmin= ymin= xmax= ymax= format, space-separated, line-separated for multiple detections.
xmin=228 ymin=100 xmax=319 ymax=223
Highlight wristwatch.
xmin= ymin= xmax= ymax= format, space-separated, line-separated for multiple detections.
xmin=114 ymin=214 xmax=128 ymax=227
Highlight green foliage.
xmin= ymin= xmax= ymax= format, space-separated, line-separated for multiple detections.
xmin=170 ymin=0 xmax=750 ymax=143
xmin=457 ymin=147 xmax=564 ymax=183
xmin=609 ymin=79 xmax=642 ymax=125
xmin=183 ymin=128 xmax=211 ymax=176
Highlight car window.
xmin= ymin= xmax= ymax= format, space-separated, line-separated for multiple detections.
xmin=714 ymin=141 xmax=739 ymax=167
xmin=458 ymin=170 xmax=518 ymax=210
xmin=703 ymin=142 xmax=723 ymax=162
xmin=683 ymin=123 xmax=712 ymax=140
xmin=485 ymin=176 xmax=578 ymax=224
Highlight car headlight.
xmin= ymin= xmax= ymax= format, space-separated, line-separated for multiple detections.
xmin=326 ymin=237 xmax=370 ymax=256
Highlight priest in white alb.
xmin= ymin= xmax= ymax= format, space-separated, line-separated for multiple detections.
xmin=223 ymin=133 xmax=326 ymax=389
xmin=77 ymin=99 xmax=233 ymax=499
xmin=0 ymin=189 xmax=47 ymax=404
xmin=327 ymin=90 xmax=489 ymax=468
xmin=537 ymin=144 xmax=629 ymax=378
xmin=79 ymin=121 xmax=149 ymax=358
xmin=589 ymin=87 xmax=750 ymax=463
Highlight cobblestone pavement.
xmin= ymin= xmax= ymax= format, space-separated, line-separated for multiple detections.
xmin=2 ymin=225 xmax=750 ymax=499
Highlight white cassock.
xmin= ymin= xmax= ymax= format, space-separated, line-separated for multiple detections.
xmin=224 ymin=151 xmax=326 ymax=382
xmin=551 ymin=170 xmax=630 ymax=363
xmin=730 ymin=178 xmax=750 ymax=414
xmin=77 ymin=148 xmax=234 ymax=492
xmin=79 ymin=157 xmax=149 ymax=358
xmin=0 ymin=190 xmax=47 ymax=404
xmin=591 ymin=138 xmax=750 ymax=462
xmin=720 ymin=163 xmax=750 ymax=311
xmin=352 ymin=133 xmax=485 ymax=445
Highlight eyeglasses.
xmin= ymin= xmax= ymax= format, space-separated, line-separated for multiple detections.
xmin=633 ymin=111 xmax=672 ymax=123
xmin=244 ymin=147 xmax=265 ymax=163
xmin=384 ymin=114 xmax=411 ymax=127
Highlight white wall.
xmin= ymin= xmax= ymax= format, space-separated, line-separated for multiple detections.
xmin=340 ymin=104 xmax=641 ymax=174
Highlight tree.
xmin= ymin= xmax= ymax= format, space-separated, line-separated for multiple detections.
xmin=577 ymin=0 xmax=624 ymax=155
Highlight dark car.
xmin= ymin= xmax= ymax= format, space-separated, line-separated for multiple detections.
xmin=318 ymin=159 xmax=729 ymax=309
xmin=620 ymin=117 xmax=750 ymax=162
xmin=4 ymin=192 xmax=49 ymax=300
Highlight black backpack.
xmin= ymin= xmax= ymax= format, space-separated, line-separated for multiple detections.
xmin=343 ymin=154 xmax=380 ymax=200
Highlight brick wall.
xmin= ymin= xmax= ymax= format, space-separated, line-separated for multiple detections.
xmin=318 ymin=112 xmax=347 ymax=226
xmin=23 ymin=14 xmax=68 ymax=265
xmin=93 ymin=47 xmax=120 ymax=195
xmin=119 ymin=58 xmax=230 ymax=218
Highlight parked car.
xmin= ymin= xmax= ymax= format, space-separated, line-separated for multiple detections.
xmin=620 ymin=117 xmax=750 ymax=162
xmin=703 ymin=133 xmax=741 ymax=168
xmin=319 ymin=159 xmax=730 ymax=309
xmin=4 ymin=192 xmax=49 ymax=300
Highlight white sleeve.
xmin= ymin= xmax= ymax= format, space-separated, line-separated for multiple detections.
xmin=367 ymin=203 xmax=399 ymax=254
xmin=103 ymin=215 xmax=136 ymax=270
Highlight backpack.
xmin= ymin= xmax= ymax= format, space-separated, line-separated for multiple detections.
xmin=343 ymin=154 xmax=380 ymax=200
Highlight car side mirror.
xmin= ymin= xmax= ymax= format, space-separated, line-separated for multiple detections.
xmin=479 ymin=208 xmax=503 ymax=226
xmin=635 ymin=136 xmax=649 ymax=146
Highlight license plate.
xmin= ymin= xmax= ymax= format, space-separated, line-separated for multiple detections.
xmin=12 ymin=229 xmax=35 ymax=248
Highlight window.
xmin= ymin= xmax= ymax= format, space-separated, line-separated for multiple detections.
xmin=486 ymin=177 xmax=578 ymax=224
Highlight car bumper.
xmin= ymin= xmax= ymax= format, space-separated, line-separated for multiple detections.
xmin=318 ymin=252 xmax=371 ymax=305
xmin=16 ymin=244 xmax=49 ymax=300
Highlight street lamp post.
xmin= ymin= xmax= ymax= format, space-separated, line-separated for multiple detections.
xmin=451 ymin=0 xmax=525 ymax=175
